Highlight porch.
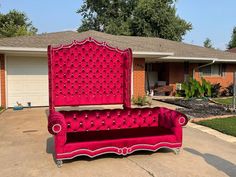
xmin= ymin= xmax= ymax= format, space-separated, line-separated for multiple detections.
xmin=145 ymin=62 xmax=190 ymax=95
xmin=132 ymin=56 xmax=236 ymax=97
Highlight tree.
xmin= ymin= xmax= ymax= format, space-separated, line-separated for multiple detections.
xmin=203 ymin=38 xmax=213 ymax=49
xmin=228 ymin=26 xmax=236 ymax=49
xmin=77 ymin=0 xmax=192 ymax=41
xmin=0 ymin=10 xmax=37 ymax=38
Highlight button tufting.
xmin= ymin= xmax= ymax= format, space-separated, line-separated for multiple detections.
xmin=138 ymin=111 xmax=141 ymax=116
xmin=50 ymin=39 xmax=131 ymax=109
xmin=123 ymin=119 xmax=126 ymax=124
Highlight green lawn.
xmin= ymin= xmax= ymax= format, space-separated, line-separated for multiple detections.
xmin=212 ymin=97 xmax=233 ymax=105
xmin=196 ymin=117 xmax=236 ymax=137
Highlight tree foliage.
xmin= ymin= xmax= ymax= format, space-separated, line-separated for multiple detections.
xmin=203 ymin=38 xmax=213 ymax=49
xmin=0 ymin=10 xmax=37 ymax=38
xmin=228 ymin=26 xmax=236 ymax=49
xmin=77 ymin=0 xmax=192 ymax=41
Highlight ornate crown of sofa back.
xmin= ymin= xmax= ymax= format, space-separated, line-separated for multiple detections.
xmin=48 ymin=37 xmax=131 ymax=109
xmin=47 ymin=37 xmax=188 ymax=167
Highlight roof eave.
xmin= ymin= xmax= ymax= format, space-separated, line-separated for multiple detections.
xmin=0 ymin=46 xmax=47 ymax=56
xmin=216 ymin=59 xmax=236 ymax=63
xmin=0 ymin=47 xmax=236 ymax=63
xmin=0 ymin=46 xmax=47 ymax=52
xmin=132 ymin=51 xmax=174 ymax=58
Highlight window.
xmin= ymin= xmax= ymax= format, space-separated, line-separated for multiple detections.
xmin=199 ymin=64 xmax=225 ymax=77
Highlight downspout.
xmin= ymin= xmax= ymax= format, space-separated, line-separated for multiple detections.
xmin=192 ymin=59 xmax=217 ymax=79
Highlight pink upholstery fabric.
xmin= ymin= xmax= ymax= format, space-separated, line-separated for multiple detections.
xmin=159 ymin=107 xmax=188 ymax=128
xmin=48 ymin=38 xmax=132 ymax=109
xmin=48 ymin=111 xmax=66 ymax=135
xmin=48 ymin=107 xmax=188 ymax=159
xmin=60 ymin=108 xmax=160 ymax=132
xmin=47 ymin=38 xmax=188 ymax=162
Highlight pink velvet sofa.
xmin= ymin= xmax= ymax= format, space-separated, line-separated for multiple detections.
xmin=47 ymin=38 xmax=188 ymax=167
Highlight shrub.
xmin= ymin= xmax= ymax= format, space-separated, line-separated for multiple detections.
xmin=176 ymin=90 xmax=185 ymax=97
xmin=182 ymin=78 xmax=200 ymax=98
xmin=227 ymin=84 xmax=233 ymax=96
xmin=211 ymin=83 xmax=221 ymax=98
xmin=201 ymin=78 xmax=212 ymax=97
xmin=221 ymin=84 xmax=234 ymax=96
xmin=132 ymin=96 xmax=150 ymax=106
xmin=182 ymin=77 xmax=212 ymax=99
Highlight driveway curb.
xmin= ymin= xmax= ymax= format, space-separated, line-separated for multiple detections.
xmin=189 ymin=114 xmax=235 ymax=122
xmin=188 ymin=122 xmax=236 ymax=143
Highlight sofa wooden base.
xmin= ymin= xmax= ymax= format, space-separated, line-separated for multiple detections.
xmin=56 ymin=146 xmax=181 ymax=168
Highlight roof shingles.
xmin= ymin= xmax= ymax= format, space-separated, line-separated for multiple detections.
xmin=0 ymin=30 xmax=236 ymax=60
xmin=227 ymin=47 xmax=236 ymax=53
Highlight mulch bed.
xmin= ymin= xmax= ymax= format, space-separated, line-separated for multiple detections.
xmin=158 ymin=98 xmax=235 ymax=119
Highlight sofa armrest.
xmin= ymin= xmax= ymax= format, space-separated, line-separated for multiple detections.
xmin=159 ymin=107 xmax=188 ymax=128
xmin=48 ymin=111 xmax=67 ymax=135
xmin=170 ymin=112 xmax=188 ymax=127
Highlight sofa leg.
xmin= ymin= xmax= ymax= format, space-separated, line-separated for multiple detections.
xmin=174 ymin=148 xmax=180 ymax=155
xmin=56 ymin=160 xmax=63 ymax=168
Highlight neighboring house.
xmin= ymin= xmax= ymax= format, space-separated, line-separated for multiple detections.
xmin=0 ymin=30 xmax=236 ymax=108
xmin=227 ymin=47 xmax=236 ymax=53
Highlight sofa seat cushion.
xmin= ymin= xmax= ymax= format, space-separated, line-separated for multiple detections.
xmin=57 ymin=127 xmax=179 ymax=159
xmin=66 ymin=127 xmax=172 ymax=143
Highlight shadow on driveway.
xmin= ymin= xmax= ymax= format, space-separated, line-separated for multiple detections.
xmin=46 ymin=137 xmax=57 ymax=163
xmin=184 ymin=147 xmax=236 ymax=177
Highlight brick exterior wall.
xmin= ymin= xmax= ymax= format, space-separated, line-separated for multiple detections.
xmin=194 ymin=64 xmax=236 ymax=88
xmin=168 ymin=63 xmax=236 ymax=92
xmin=0 ymin=54 xmax=6 ymax=108
xmin=168 ymin=63 xmax=185 ymax=91
xmin=133 ymin=58 xmax=145 ymax=97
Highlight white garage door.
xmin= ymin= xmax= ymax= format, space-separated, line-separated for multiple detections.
xmin=7 ymin=56 xmax=49 ymax=107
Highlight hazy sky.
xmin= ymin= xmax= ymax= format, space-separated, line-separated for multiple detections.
xmin=176 ymin=0 xmax=236 ymax=50
xmin=1 ymin=0 xmax=236 ymax=50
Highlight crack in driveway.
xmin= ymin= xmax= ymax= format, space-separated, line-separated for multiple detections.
xmin=127 ymin=157 xmax=155 ymax=177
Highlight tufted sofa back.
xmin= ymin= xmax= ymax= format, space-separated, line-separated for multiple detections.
xmin=60 ymin=108 xmax=161 ymax=132
xmin=48 ymin=38 xmax=132 ymax=110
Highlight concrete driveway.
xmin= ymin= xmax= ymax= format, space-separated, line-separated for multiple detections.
xmin=0 ymin=108 xmax=235 ymax=177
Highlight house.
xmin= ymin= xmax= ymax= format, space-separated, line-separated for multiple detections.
xmin=0 ymin=30 xmax=236 ymax=108
xmin=227 ymin=47 xmax=236 ymax=53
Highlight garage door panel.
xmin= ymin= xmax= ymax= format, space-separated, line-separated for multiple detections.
xmin=7 ymin=56 xmax=49 ymax=107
